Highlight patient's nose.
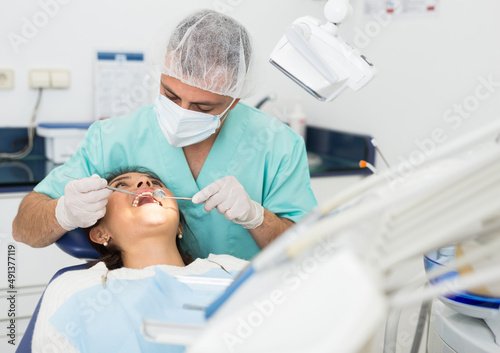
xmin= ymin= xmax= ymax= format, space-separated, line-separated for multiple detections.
xmin=136 ymin=178 xmax=152 ymax=188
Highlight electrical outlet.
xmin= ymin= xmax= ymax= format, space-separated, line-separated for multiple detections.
xmin=50 ymin=70 xmax=70 ymax=89
xmin=30 ymin=70 xmax=51 ymax=89
xmin=29 ymin=69 xmax=70 ymax=89
xmin=0 ymin=69 xmax=14 ymax=90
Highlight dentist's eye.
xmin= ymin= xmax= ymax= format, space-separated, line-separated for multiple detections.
xmin=197 ymin=106 xmax=212 ymax=113
xmin=164 ymin=93 xmax=179 ymax=102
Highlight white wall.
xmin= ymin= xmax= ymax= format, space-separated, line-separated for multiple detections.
xmin=0 ymin=0 xmax=323 ymax=124
xmin=305 ymin=0 xmax=500 ymax=167
xmin=1 ymin=0 xmax=500 ymax=173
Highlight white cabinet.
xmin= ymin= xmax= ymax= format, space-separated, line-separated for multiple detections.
xmin=0 ymin=192 xmax=83 ymax=352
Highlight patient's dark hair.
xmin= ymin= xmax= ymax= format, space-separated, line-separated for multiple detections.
xmin=84 ymin=166 xmax=194 ymax=270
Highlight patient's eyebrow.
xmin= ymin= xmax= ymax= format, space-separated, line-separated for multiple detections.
xmin=149 ymin=176 xmax=165 ymax=187
xmin=110 ymin=174 xmax=165 ymax=187
xmin=109 ymin=176 xmax=131 ymax=185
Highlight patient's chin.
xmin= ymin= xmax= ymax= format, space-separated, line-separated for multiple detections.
xmin=136 ymin=206 xmax=176 ymax=227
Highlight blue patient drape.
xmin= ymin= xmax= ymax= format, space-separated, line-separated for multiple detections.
xmin=50 ymin=268 xmax=232 ymax=353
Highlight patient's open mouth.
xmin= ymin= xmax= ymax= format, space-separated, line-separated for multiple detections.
xmin=132 ymin=192 xmax=163 ymax=207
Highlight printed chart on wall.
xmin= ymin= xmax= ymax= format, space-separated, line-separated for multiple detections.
xmin=94 ymin=52 xmax=149 ymax=120
xmin=365 ymin=0 xmax=439 ymax=17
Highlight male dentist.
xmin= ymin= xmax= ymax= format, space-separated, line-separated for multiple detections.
xmin=13 ymin=9 xmax=317 ymax=260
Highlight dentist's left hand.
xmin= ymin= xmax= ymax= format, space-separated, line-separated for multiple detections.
xmin=192 ymin=176 xmax=264 ymax=229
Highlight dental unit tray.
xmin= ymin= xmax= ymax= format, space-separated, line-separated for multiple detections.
xmin=424 ymin=248 xmax=500 ymax=345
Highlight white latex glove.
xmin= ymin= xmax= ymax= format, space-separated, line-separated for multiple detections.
xmin=192 ymin=176 xmax=264 ymax=229
xmin=55 ymin=174 xmax=113 ymax=231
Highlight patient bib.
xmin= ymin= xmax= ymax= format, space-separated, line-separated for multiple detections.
xmin=49 ymin=268 xmax=232 ymax=353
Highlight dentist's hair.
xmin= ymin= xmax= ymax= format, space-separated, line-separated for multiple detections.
xmin=160 ymin=9 xmax=255 ymax=99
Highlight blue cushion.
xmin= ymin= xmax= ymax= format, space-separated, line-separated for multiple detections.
xmin=55 ymin=228 xmax=100 ymax=260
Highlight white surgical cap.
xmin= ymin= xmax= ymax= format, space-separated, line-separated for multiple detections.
xmin=159 ymin=9 xmax=255 ymax=99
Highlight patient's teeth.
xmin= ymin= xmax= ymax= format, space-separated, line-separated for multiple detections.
xmin=132 ymin=191 xmax=161 ymax=207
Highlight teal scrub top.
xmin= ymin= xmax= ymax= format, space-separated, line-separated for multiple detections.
xmin=34 ymin=102 xmax=318 ymax=260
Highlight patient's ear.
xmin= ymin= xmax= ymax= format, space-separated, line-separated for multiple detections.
xmin=177 ymin=222 xmax=183 ymax=238
xmin=89 ymin=227 xmax=109 ymax=245
xmin=230 ymin=98 xmax=240 ymax=110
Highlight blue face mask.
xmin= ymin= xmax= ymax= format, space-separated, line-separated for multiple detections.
xmin=154 ymin=95 xmax=236 ymax=148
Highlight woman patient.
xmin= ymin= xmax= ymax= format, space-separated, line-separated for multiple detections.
xmin=32 ymin=167 xmax=247 ymax=353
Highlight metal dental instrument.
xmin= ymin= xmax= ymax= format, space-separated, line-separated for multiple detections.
xmin=151 ymin=189 xmax=192 ymax=201
xmin=64 ymin=175 xmax=192 ymax=201
xmin=107 ymin=186 xmax=137 ymax=195
xmin=64 ymin=174 xmax=138 ymax=196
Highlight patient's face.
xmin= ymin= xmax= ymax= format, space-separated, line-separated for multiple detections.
xmin=97 ymin=172 xmax=179 ymax=245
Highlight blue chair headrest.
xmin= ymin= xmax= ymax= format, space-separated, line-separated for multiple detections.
xmin=55 ymin=228 xmax=100 ymax=260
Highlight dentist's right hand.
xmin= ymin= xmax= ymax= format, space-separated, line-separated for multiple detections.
xmin=55 ymin=174 xmax=113 ymax=231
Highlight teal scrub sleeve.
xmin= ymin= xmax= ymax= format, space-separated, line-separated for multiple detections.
xmin=263 ymin=137 xmax=318 ymax=223
xmin=34 ymin=121 xmax=105 ymax=199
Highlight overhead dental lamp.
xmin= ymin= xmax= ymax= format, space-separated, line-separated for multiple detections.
xmin=270 ymin=0 xmax=376 ymax=101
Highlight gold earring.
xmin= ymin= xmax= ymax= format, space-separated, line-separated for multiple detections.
xmin=177 ymin=226 xmax=183 ymax=239
xmin=103 ymin=237 xmax=108 ymax=247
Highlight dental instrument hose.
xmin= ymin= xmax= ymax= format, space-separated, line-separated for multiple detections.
xmin=0 ymin=88 xmax=43 ymax=160
xmin=382 ymin=307 xmax=401 ymax=353
xmin=409 ymin=285 xmax=431 ymax=353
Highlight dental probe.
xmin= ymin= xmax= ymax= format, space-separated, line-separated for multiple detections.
xmin=64 ymin=175 xmax=192 ymax=200
xmin=105 ymin=187 xmax=192 ymax=200
xmin=106 ymin=186 xmax=138 ymax=195
xmin=64 ymin=175 xmax=139 ymax=196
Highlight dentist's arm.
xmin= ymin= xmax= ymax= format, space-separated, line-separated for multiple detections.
xmin=247 ymin=208 xmax=295 ymax=248
xmin=192 ymin=176 xmax=295 ymax=248
xmin=12 ymin=175 xmax=112 ymax=248
xmin=13 ymin=192 xmax=68 ymax=248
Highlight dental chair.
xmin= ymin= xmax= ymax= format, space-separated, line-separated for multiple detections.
xmin=17 ymin=228 xmax=100 ymax=353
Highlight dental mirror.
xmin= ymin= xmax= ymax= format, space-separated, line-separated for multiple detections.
xmin=153 ymin=189 xmax=192 ymax=201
